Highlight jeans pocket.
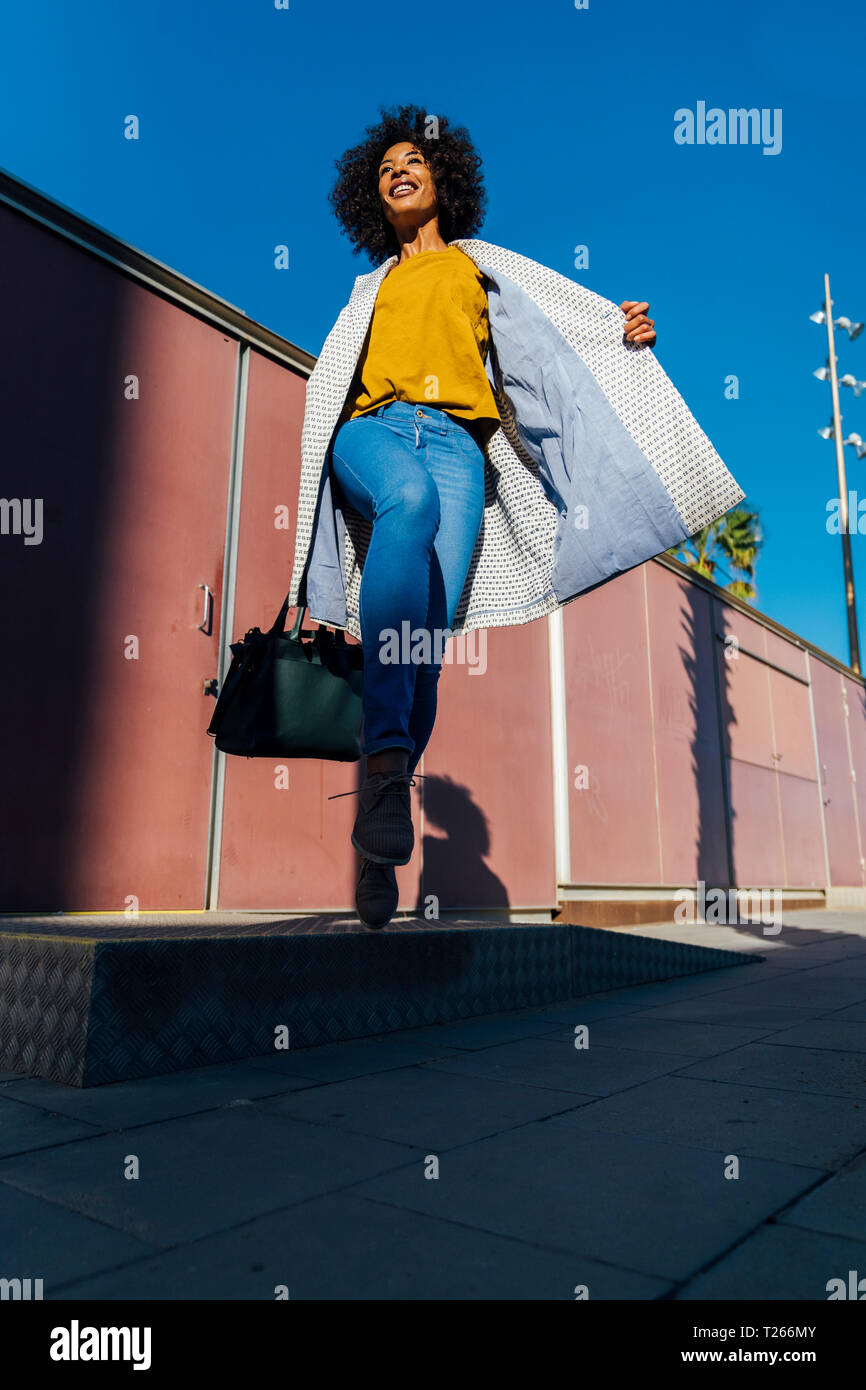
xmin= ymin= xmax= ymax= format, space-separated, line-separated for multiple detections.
xmin=450 ymin=425 xmax=485 ymax=461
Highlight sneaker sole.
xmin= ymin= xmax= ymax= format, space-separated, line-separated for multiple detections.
xmin=351 ymin=831 xmax=413 ymax=866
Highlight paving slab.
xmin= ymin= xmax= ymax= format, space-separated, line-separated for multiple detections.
xmin=827 ymin=1002 xmax=866 ymax=1023
xmin=0 ymin=1096 xmax=104 ymax=1159
xmin=350 ymin=1124 xmax=823 ymax=1282
xmin=717 ymin=976 xmax=866 ymax=1010
xmin=50 ymin=1192 xmax=670 ymax=1301
xmin=798 ymin=957 xmax=866 ymax=979
xmin=749 ymin=1020 xmax=866 ymax=1053
xmin=0 ymin=1180 xmax=156 ymax=1288
xmin=675 ymin=1222 xmax=866 ymax=1300
xmin=504 ymin=997 xmax=650 ymax=1024
xmin=0 ymin=1061 xmax=321 ymax=1129
xmin=779 ymin=1151 xmax=866 ymax=1243
xmin=745 ymin=953 xmax=865 ymax=975
xmin=540 ymin=1016 xmax=775 ymax=1056
xmin=678 ymin=1043 xmax=866 ymax=1100
xmin=0 ymin=1107 xmax=418 ymax=1246
xmin=549 ymin=968 xmax=767 ymax=1010
xmin=256 ymin=1065 xmax=589 ymax=1148
xmin=423 ymin=1037 xmax=691 ymax=1097
xmin=243 ymin=1036 xmax=462 ymax=1083
xmin=549 ymin=1075 xmax=866 ymax=1169
xmin=369 ymin=1014 xmax=564 ymax=1051
xmin=631 ymin=996 xmax=834 ymax=1028
xmin=621 ymin=923 xmax=843 ymax=955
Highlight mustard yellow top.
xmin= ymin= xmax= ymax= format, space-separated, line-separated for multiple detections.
xmin=349 ymin=246 xmax=500 ymax=436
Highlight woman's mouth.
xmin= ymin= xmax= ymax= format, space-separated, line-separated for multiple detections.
xmin=389 ymin=180 xmax=418 ymax=199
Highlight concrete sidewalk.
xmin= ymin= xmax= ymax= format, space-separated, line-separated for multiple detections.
xmin=1 ymin=909 xmax=865 ymax=1300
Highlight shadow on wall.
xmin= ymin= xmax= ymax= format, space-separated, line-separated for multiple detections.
xmin=679 ymin=576 xmax=801 ymax=951
xmin=415 ymin=772 xmax=510 ymax=918
xmin=0 ymin=203 xmax=126 ymax=911
xmin=682 ymin=580 xmax=736 ymax=895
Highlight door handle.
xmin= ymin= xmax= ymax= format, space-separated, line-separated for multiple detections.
xmin=198 ymin=583 xmax=214 ymax=635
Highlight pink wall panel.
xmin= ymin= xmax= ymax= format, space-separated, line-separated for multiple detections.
xmin=421 ymin=621 xmax=556 ymax=911
xmin=716 ymin=645 xmax=776 ymax=772
xmin=767 ymin=668 xmax=819 ymax=783
xmin=810 ymin=658 xmax=863 ymax=887
xmin=215 ymin=350 xmax=413 ymax=911
xmin=565 ymin=568 xmax=660 ymax=884
xmin=776 ymin=772 xmax=827 ymax=888
xmin=764 ymin=628 xmax=809 ymax=681
xmin=66 ymin=297 xmax=237 ymax=909
xmin=728 ymin=760 xmax=786 ymax=886
xmin=645 ymin=564 xmax=728 ymax=885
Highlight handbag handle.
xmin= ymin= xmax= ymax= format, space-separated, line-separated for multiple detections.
xmin=269 ymin=592 xmax=346 ymax=644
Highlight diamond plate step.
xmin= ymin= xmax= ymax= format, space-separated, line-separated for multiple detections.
xmin=0 ymin=916 xmax=759 ymax=1087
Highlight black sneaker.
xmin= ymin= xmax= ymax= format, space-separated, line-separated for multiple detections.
xmin=329 ymin=771 xmax=421 ymax=864
xmin=356 ymin=857 xmax=399 ymax=929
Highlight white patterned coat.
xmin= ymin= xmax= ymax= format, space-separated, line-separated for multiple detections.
xmin=288 ymin=239 xmax=745 ymax=639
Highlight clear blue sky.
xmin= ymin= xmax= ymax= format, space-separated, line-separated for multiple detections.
xmin=3 ymin=0 xmax=865 ymax=663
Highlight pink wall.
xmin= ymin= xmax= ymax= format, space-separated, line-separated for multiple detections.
xmin=3 ymin=189 xmax=865 ymax=912
xmin=0 ymin=202 xmax=234 ymax=911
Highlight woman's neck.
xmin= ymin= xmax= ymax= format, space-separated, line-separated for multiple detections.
xmin=395 ymin=219 xmax=449 ymax=262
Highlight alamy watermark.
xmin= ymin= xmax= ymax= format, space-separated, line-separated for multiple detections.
xmin=675 ymin=882 xmax=783 ymax=935
xmin=675 ymin=102 xmax=782 ymax=156
xmin=378 ymin=622 xmax=487 ymax=675
xmin=0 ymin=497 xmax=43 ymax=545
xmin=0 ymin=1276 xmax=43 ymax=1299
xmin=50 ymin=1320 xmax=151 ymax=1370
xmin=827 ymin=493 xmax=866 ymax=533
xmin=826 ymin=1270 xmax=866 ymax=1299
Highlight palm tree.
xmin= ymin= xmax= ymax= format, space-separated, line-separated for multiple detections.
xmin=667 ymin=506 xmax=762 ymax=602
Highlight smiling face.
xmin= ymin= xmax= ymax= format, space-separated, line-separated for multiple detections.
xmin=377 ymin=140 xmax=438 ymax=230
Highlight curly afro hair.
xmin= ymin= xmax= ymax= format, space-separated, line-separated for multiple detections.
xmin=328 ymin=103 xmax=486 ymax=266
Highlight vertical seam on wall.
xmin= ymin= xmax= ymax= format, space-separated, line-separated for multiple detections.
xmin=204 ymin=341 xmax=250 ymax=910
xmin=804 ymin=651 xmax=832 ymax=890
xmin=547 ymin=608 xmax=572 ymax=888
xmin=642 ymin=567 xmax=664 ymax=884
xmin=709 ymin=597 xmax=736 ymax=888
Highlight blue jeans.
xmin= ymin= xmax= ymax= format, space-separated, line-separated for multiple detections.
xmin=329 ymin=401 xmax=486 ymax=777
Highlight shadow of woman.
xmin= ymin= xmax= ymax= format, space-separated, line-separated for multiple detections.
xmin=414 ymin=773 xmax=510 ymax=920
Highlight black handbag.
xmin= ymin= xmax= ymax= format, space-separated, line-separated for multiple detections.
xmin=206 ymin=593 xmax=364 ymax=761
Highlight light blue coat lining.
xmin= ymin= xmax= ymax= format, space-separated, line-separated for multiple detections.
xmin=304 ymin=262 xmax=691 ymax=628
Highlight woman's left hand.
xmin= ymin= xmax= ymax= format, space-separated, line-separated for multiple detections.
xmin=620 ymin=301 xmax=656 ymax=346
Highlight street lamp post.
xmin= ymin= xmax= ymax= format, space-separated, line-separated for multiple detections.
xmin=819 ymin=273 xmax=861 ymax=674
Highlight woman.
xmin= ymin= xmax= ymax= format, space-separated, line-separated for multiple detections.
xmin=289 ymin=104 xmax=744 ymax=930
